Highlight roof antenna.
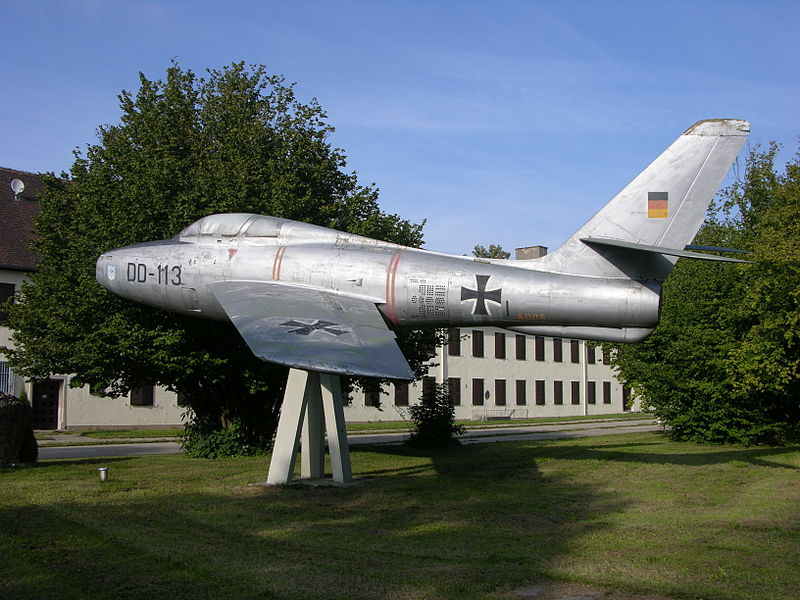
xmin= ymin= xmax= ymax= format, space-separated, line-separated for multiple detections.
xmin=10 ymin=178 xmax=25 ymax=200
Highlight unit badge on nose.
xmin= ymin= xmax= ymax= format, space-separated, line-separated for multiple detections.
xmin=107 ymin=265 xmax=116 ymax=281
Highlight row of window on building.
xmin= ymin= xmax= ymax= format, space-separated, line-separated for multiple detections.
xmin=448 ymin=329 xmax=610 ymax=364
xmin=364 ymin=376 xmax=626 ymax=407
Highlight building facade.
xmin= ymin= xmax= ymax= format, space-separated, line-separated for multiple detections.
xmin=343 ymin=327 xmax=631 ymax=422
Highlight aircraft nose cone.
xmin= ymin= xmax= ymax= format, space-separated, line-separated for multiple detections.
xmin=96 ymin=252 xmax=118 ymax=290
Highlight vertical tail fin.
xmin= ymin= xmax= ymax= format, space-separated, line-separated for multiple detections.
xmin=532 ymin=119 xmax=750 ymax=280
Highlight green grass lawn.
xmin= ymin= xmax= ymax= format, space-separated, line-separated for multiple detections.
xmin=79 ymin=428 xmax=185 ymax=439
xmin=2 ymin=432 xmax=798 ymax=600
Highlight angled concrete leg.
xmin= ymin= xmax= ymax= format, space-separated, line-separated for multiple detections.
xmin=320 ymin=374 xmax=352 ymax=483
xmin=265 ymin=368 xmax=352 ymax=485
xmin=301 ymin=373 xmax=325 ymax=479
xmin=266 ymin=369 xmax=310 ymax=485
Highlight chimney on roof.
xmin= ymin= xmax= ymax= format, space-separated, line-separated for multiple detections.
xmin=515 ymin=245 xmax=548 ymax=260
xmin=10 ymin=178 xmax=25 ymax=201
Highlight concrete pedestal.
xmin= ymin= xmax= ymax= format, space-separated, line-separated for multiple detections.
xmin=266 ymin=369 xmax=352 ymax=485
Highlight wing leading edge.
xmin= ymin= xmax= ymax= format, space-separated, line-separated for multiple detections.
xmin=209 ymin=280 xmax=414 ymax=380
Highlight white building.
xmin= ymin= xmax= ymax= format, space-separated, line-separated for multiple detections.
xmin=344 ymin=327 xmax=631 ymax=422
xmin=2 ymin=166 xmax=630 ymax=430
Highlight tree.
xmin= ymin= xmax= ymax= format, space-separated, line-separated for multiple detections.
xmin=472 ymin=244 xmax=510 ymax=259
xmin=4 ymin=61 xmax=434 ymax=454
xmin=608 ymin=143 xmax=800 ymax=444
xmin=406 ymin=382 xmax=464 ymax=447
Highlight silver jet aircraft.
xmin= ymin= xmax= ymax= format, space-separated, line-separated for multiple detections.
xmin=96 ymin=118 xmax=750 ymax=381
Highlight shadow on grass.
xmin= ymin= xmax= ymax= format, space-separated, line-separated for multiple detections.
xmin=510 ymin=434 xmax=800 ymax=470
xmin=0 ymin=441 xmax=630 ymax=600
xmin=4 ymin=435 xmax=796 ymax=600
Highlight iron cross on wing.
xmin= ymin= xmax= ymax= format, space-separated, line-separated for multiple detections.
xmin=460 ymin=275 xmax=502 ymax=316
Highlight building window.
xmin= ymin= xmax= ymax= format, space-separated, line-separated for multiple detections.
xmin=553 ymin=338 xmax=563 ymax=362
xmin=534 ymin=336 xmax=545 ymax=361
xmin=603 ymin=381 xmax=612 ymax=404
xmin=602 ymin=348 xmax=612 ymax=365
xmin=571 ymin=381 xmax=581 ymax=405
xmin=570 ymin=339 xmax=580 ymax=363
xmin=535 ymin=380 xmax=545 ymax=405
xmin=448 ymin=328 xmax=461 ymax=356
xmin=516 ymin=335 xmax=526 ymax=360
xmin=472 ymin=378 xmax=484 ymax=406
xmin=472 ymin=330 xmax=484 ymax=358
xmin=448 ymin=377 xmax=461 ymax=406
xmin=587 ymin=381 xmax=596 ymax=404
xmin=364 ymin=381 xmax=380 ymax=407
xmin=130 ymin=385 xmax=155 ymax=407
xmin=422 ymin=376 xmax=435 ymax=401
xmin=623 ymin=386 xmax=632 ymax=411
xmin=0 ymin=361 xmax=13 ymax=395
xmin=0 ymin=283 xmax=15 ymax=325
xmin=515 ymin=380 xmax=526 ymax=405
xmin=495 ymin=379 xmax=506 ymax=406
xmin=394 ymin=382 xmax=409 ymax=406
xmin=587 ymin=346 xmax=596 ymax=365
xmin=553 ymin=380 xmax=564 ymax=405
xmin=495 ymin=332 xmax=506 ymax=359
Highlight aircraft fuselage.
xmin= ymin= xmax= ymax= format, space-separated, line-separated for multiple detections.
xmin=97 ymin=215 xmax=660 ymax=341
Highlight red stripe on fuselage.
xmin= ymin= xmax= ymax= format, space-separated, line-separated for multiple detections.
xmin=272 ymin=246 xmax=287 ymax=280
xmin=384 ymin=249 xmax=406 ymax=325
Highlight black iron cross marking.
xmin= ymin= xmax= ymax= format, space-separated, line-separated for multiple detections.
xmin=460 ymin=275 xmax=502 ymax=316
xmin=280 ymin=320 xmax=348 ymax=336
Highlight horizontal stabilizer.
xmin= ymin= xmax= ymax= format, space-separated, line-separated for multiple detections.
xmin=581 ymin=237 xmax=751 ymax=263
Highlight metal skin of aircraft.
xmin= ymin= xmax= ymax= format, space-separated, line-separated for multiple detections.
xmin=96 ymin=119 xmax=750 ymax=382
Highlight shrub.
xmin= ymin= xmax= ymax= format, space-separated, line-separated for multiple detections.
xmin=179 ymin=420 xmax=266 ymax=458
xmin=407 ymin=383 xmax=464 ymax=447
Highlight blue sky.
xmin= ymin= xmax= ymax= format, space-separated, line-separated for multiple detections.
xmin=1 ymin=1 xmax=798 ymax=254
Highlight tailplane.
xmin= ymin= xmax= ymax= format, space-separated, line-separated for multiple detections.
xmin=530 ymin=119 xmax=750 ymax=280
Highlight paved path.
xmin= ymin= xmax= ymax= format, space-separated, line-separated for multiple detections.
xmin=38 ymin=418 xmax=660 ymax=460
xmin=351 ymin=418 xmax=660 ymax=446
xmin=39 ymin=441 xmax=183 ymax=460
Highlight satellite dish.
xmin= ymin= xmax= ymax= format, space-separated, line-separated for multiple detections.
xmin=10 ymin=178 xmax=25 ymax=199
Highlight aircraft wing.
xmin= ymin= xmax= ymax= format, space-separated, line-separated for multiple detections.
xmin=208 ymin=280 xmax=414 ymax=380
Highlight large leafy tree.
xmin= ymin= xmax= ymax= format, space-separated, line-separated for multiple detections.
xmin=4 ymin=62 xmax=431 ymax=452
xmin=609 ymin=143 xmax=800 ymax=444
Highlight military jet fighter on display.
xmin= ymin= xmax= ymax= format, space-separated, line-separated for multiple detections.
xmin=97 ymin=119 xmax=750 ymax=381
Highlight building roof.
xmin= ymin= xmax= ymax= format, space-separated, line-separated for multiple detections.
xmin=0 ymin=167 xmax=43 ymax=272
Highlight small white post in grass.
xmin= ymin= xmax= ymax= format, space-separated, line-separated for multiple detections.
xmin=98 ymin=467 xmax=109 ymax=482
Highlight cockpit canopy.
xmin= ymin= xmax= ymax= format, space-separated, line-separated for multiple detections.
xmin=179 ymin=214 xmax=286 ymax=239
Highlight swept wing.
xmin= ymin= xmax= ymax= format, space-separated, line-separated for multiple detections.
xmin=209 ymin=280 xmax=414 ymax=380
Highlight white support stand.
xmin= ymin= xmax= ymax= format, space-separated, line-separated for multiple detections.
xmin=265 ymin=369 xmax=353 ymax=485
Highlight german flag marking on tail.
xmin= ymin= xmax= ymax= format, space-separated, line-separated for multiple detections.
xmin=648 ymin=191 xmax=668 ymax=218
